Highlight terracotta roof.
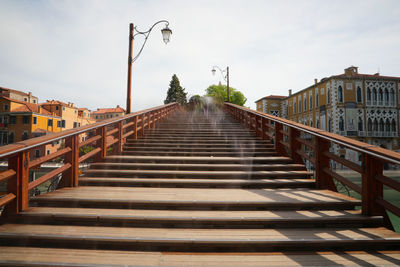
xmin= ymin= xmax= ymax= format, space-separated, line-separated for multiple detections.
xmin=40 ymin=100 xmax=69 ymax=106
xmin=255 ymin=95 xmax=286 ymax=103
xmin=91 ymin=107 xmax=125 ymax=115
xmin=32 ymin=128 xmax=52 ymax=134
xmin=0 ymin=86 xmax=32 ymax=97
xmin=334 ymin=73 xmax=400 ymax=80
xmin=2 ymin=96 xmax=52 ymax=116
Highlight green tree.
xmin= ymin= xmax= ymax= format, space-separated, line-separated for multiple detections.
xmin=164 ymin=74 xmax=187 ymax=105
xmin=205 ymin=83 xmax=247 ymax=106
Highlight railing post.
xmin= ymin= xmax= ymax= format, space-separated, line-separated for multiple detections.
xmin=362 ymin=154 xmax=383 ymax=216
xmin=61 ymin=135 xmax=79 ymax=187
xmin=7 ymin=151 xmax=29 ymax=213
xmin=134 ymin=115 xmax=138 ymax=140
xmin=289 ymin=127 xmax=302 ymax=164
xmin=141 ymin=113 xmax=145 ymax=136
xmin=96 ymin=126 xmax=107 ymax=162
xmin=275 ymin=122 xmax=286 ymax=156
xmin=117 ymin=120 xmax=124 ymax=153
xmin=314 ymin=136 xmax=335 ymax=190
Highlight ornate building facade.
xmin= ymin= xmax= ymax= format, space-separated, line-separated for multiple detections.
xmin=255 ymin=66 xmax=400 ymax=163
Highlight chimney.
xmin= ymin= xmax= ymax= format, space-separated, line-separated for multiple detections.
xmin=117 ymin=105 xmax=120 ymax=108
xmin=28 ymin=92 xmax=32 ymax=97
xmin=314 ymin=79 xmax=318 ymax=84
xmin=288 ymin=89 xmax=292 ymax=96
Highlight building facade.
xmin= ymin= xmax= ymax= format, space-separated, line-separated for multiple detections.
xmin=255 ymin=66 xmax=400 ymax=162
xmin=91 ymin=106 xmax=125 ymax=122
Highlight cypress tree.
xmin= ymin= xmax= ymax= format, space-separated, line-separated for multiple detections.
xmin=164 ymin=74 xmax=187 ymax=105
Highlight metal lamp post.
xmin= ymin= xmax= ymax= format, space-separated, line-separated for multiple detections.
xmin=126 ymin=20 xmax=172 ymax=114
xmin=211 ymin=66 xmax=230 ymax=102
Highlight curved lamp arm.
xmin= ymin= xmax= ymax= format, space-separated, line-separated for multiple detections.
xmin=212 ymin=65 xmax=228 ymax=81
xmin=132 ymin=20 xmax=171 ymax=63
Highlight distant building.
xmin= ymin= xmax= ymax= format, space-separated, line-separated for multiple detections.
xmin=255 ymin=95 xmax=286 ymax=117
xmin=0 ymin=87 xmax=38 ymax=104
xmin=91 ymin=105 xmax=125 ymax=121
xmin=255 ymin=66 xmax=400 ymax=163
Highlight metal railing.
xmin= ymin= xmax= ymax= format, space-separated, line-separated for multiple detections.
xmin=225 ymin=103 xmax=400 ymax=229
xmin=0 ymin=103 xmax=178 ymax=215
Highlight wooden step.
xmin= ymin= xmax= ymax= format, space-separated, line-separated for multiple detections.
xmin=89 ymin=162 xmax=306 ymax=171
xmin=31 ymin=187 xmax=360 ymax=210
xmin=78 ymin=177 xmax=316 ymax=189
xmin=122 ymin=146 xmax=275 ymax=152
xmin=16 ymin=207 xmax=383 ymax=228
xmin=82 ymin=169 xmax=313 ymax=179
xmin=1 ymin=247 xmax=399 ymax=266
xmin=1 ymin=224 xmax=399 ymax=252
xmin=120 ymin=151 xmax=279 ymax=157
xmin=104 ymin=155 xmax=293 ymax=164
xmin=123 ymin=142 xmax=274 ymax=148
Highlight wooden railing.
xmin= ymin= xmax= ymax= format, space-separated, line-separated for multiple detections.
xmin=0 ymin=103 xmax=178 ymax=215
xmin=225 ymin=103 xmax=400 ymax=229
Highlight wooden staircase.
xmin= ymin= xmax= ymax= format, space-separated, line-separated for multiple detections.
xmin=1 ymin=109 xmax=400 ymax=266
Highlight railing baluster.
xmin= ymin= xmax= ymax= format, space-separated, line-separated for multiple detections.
xmin=117 ymin=121 xmax=124 ymax=153
xmin=7 ymin=151 xmax=29 ymax=213
xmin=315 ymin=136 xmax=335 ymax=190
xmin=289 ymin=127 xmax=302 ymax=164
xmin=61 ymin=135 xmax=79 ymax=188
xmin=275 ymin=122 xmax=286 ymax=156
xmin=362 ymin=154 xmax=383 ymax=215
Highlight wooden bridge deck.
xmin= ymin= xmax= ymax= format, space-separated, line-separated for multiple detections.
xmin=1 ymin=109 xmax=400 ymax=266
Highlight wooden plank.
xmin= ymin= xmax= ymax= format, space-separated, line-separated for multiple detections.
xmin=0 ymin=169 xmax=16 ymax=184
xmin=296 ymin=149 xmax=315 ymax=164
xmin=0 ymin=193 xmax=16 ymax=207
xmin=323 ymin=167 xmax=362 ymax=194
xmin=323 ymin=151 xmax=363 ymax=174
xmin=0 ymin=247 xmax=399 ymax=267
xmin=29 ymin=147 xmax=72 ymax=169
xmin=78 ymin=135 xmax=101 ymax=148
xmin=375 ymin=174 xmax=400 ymax=192
xmin=78 ymin=147 xmax=101 ymax=163
xmin=28 ymin=163 xmax=71 ymax=191
xmin=376 ymin=197 xmax=400 ymax=218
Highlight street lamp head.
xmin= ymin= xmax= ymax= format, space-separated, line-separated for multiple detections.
xmin=211 ymin=68 xmax=216 ymax=76
xmin=161 ymin=25 xmax=172 ymax=44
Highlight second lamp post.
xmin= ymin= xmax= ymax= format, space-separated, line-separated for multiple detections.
xmin=211 ymin=66 xmax=230 ymax=102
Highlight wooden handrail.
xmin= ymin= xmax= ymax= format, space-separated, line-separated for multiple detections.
xmin=224 ymin=102 xmax=400 ymax=227
xmin=0 ymin=102 xmax=179 ymax=214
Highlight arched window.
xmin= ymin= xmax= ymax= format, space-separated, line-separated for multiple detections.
xmin=392 ymin=119 xmax=397 ymax=133
xmin=309 ymin=95 xmax=313 ymax=109
xmin=385 ymin=119 xmax=391 ymax=132
xmin=328 ymin=117 xmax=332 ymax=132
xmin=379 ymin=119 xmax=384 ymax=132
xmin=367 ymin=88 xmax=371 ymax=101
xmin=357 ymin=86 xmax=362 ymax=103
xmin=373 ymin=119 xmax=378 ymax=132
xmin=294 ymin=102 xmax=296 ymax=114
xmin=378 ymin=89 xmax=383 ymax=103
xmin=304 ymin=98 xmax=307 ymax=111
xmin=338 ymin=86 xmax=343 ymax=103
xmin=373 ymin=88 xmax=377 ymax=102
xmin=339 ymin=117 xmax=344 ymax=131
xmin=316 ymin=93 xmax=319 ymax=107
xmin=358 ymin=117 xmax=363 ymax=131
xmin=367 ymin=118 xmax=373 ymax=132
xmin=316 ymin=119 xmax=320 ymax=129
xmin=384 ymin=89 xmax=389 ymax=105
xmin=390 ymin=89 xmax=395 ymax=106
xmin=327 ymin=89 xmax=331 ymax=104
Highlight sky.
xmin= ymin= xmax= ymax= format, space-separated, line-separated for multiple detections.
xmin=1 ymin=0 xmax=400 ymax=112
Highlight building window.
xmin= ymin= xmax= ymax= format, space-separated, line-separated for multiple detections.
xmin=22 ymin=131 xmax=29 ymax=140
xmin=293 ymin=102 xmax=296 ymax=114
xmin=327 ymin=88 xmax=331 ymax=104
xmin=328 ymin=117 xmax=332 ymax=132
xmin=378 ymin=89 xmax=383 ymax=104
xmin=9 ymin=116 xmax=16 ymax=124
xmin=22 ymin=116 xmax=30 ymax=124
xmin=357 ymin=86 xmax=362 ymax=103
xmin=62 ymin=120 xmax=66 ymax=128
xmin=8 ymin=132 xmax=14 ymax=143
xmin=24 ymin=98 xmax=27 ymax=102
xmin=309 ymin=94 xmax=313 ymax=109
xmin=48 ymin=119 xmax=53 ymax=126
xmin=73 ymin=122 xmax=79 ymax=128
xmin=339 ymin=117 xmax=344 ymax=131
xmin=62 ymin=107 xmax=65 ymax=111
xmin=373 ymin=88 xmax=377 ymax=103
xmin=33 ymin=116 xmax=37 ymax=125
xmin=35 ymin=149 xmax=40 ymax=158
xmin=316 ymin=93 xmax=319 ymax=107
xmin=384 ymin=89 xmax=389 ymax=105
xmin=47 ymin=150 xmax=50 ymax=155
xmin=392 ymin=119 xmax=396 ymax=133
xmin=57 ymin=120 xmax=61 ymax=127
xmin=373 ymin=119 xmax=378 ymax=132
xmin=56 ymin=106 xmax=59 ymax=110
xmin=338 ymin=86 xmax=343 ymax=103
xmin=368 ymin=118 xmax=373 ymax=132
xmin=367 ymin=88 xmax=371 ymax=103
xmin=4 ymin=104 xmax=9 ymax=111
xmin=385 ymin=119 xmax=391 ymax=132
xmin=390 ymin=89 xmax=395 ymax=106
xmin=304 ymin=98 xmax=307 ymax=111
xmin=33 ymin=100 xmax=36 ymax=104
xmin=358 ymin=117 xmax=363 ymax=131
xmin=299 ymin=99 xmax=302 ymax=113
xmin=379 ymin=119 xmax=384 ymax=132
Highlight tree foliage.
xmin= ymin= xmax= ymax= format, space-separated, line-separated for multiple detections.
xmin=164 ymin=74 xmax=187 ymax=105
xmin=205 ymin=84 xmax=247 ymax=106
